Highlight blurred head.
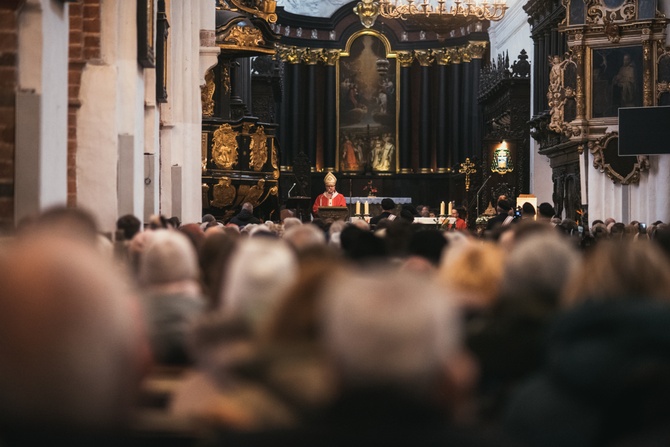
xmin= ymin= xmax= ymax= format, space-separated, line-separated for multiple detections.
xmin=562 ymin=240 xmax=670 ymax=307
xmin=137 ymin=230 xmax=200 ymax=288
xmin=320 ymin=267 xmax=463 ymax=397
xmin=439 ymin=241 xmax=505 ymax=310
xmin=116 ymin=214 xmax=141 ymax=241
xmin=220 ymin=238 xmax=298 ymax=331
xmin=283 ymin=223 xmax=327 ymax=254
xmin=381 ymin=198 xmax=396 ymax=211
xmin=0 ymin=235 xmax=146 ymax=430
xmin=500 ymin=233 xmax=580 ymax=309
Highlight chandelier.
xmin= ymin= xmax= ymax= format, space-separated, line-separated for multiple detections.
xmin=354 ymin=0 xmax=507 ymax=30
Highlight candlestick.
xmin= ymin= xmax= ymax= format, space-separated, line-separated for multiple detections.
xmin=448 ymin=201 xmax=453 ymax=216
xmin=356 ymin=201 xmax=361 ymax=215
xmin=440 ymin=201 xmax=445 ymax=216
xmin=364 ymin=201 xmax=369 ymax=215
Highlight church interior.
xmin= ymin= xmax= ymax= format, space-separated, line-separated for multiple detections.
xmin=2 ymin=0 xmax=670 ymax=232
xmin=4 ymin=1 xmax=670 ymax=446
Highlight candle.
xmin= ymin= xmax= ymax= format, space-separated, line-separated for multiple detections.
xmin=448 ymin=201 xmax=453 ymax=216
xmin=440 ymin=201 xmax=445 ymax=216
xmin=364 ymin=201 xmax=369 ymax=215
xmin=356 ymin=201 xmax=361 ymax=215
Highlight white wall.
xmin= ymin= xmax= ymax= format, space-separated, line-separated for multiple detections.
xmin=160 ymin=0 xmax=216 ymax=224
xmin=15 ymin=0 xmax=69 ymax=224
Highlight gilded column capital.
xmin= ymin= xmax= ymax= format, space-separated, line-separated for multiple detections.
xmin=397 ymin=51 xmax=414 ymax=67
xmin=447 ymin=47 xmax=462 ymax=64
xmin=276 ymin=45 xmax=303 ymax=64
xmin=320 ymin=49 xmax=341 ymax=66
xmin=414 ymin=50 xmax=435 ymax=67
xmin=302 ymin=48 xmax=322 ymax=65
xmin=466 ymin=41 xmax=488 ymax=60
xmin=434 ymin=49 xmax=451 ymax=65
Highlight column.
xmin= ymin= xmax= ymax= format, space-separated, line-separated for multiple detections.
xmin=303 ymin=49 xmax=320 ymax=171
xmin=415 ymin=50 xmax=434 ymax=173
xmin=283 ymin=47 xmax=302 ymax=170
xmin=531 ymin=36 xmax=542 ymax=116
xmin=15 ymin=0 xmax=69 ymax=224
xmin=448 ymin=48 xmax=461 ymax=167
xmin=460 ymin=50 xmax=472 ymax=163
xmin=466 ymin=42 xmax=487 ymax=160
xmin=279 ymin=60 xmax=290 ymax=169
xmin=322 ymin=50 xmax=339 ymax=171
xmin=397 ymin=51 xmax=413 ymax=173
xmin=435 ymin=50 xmax=449 ymax=173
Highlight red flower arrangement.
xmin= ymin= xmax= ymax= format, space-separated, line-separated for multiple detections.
xmin=363 ymin=180 xmax=378 ymax=197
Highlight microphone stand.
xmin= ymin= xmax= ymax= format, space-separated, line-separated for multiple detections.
xmin=470 ymin=175 xmax=492 ymax=217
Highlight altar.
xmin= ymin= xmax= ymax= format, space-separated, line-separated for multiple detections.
xmin=345 ymin=197 xmax=412 ymax=217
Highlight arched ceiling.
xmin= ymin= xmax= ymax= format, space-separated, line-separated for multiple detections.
xmin=276 ymin=0 xmax=351 ymax=18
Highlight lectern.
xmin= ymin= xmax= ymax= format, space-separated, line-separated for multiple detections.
xmin=317 ymin=206 xmax=349 ymax=221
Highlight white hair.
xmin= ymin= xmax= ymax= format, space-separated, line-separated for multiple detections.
xmin=220 ymin=238 xmax=298 ymax=330
xmin=138 ymin=229 xmax=199 ymax=286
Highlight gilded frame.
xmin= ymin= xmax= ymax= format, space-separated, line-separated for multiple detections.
xmin=590 ymin=45 xmax=643 ymax=118
xmin=337 ymin=30 xmax=400 ymax=174
xmin=587 ymin=131 xmax=649 ymax=184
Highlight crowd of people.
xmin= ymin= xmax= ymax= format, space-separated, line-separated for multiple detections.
xmin=2 ymin=198 xmax=670 ymax=446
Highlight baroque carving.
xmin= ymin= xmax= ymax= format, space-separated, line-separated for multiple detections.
xmin=224 ymin=26 xmax=265 ymax=47
xmin=270 ymin=139 xmax=279 ymax=179
xmin=396 ymin=51 xmax=414 ymax=67
xmin=657 ymin=46 xmax=670 ymax=100
xmin=414 ymin=50 xmax=435 ymax=66
xmin=586 ymin=0 xmax=636 ymax=25
xmin=249 ymin=126 xmax=268 ymax=171
xmin=201 ymin=69 xmax=215 ymax=117
xmin=302 ymin=48 xmax=322 ymax=65
xmin=466 ymin=41 xmax=488 ymax=60
xmin=211 ymin=177 xmax=236 ymax=208
xmin=588 ymin=132 xmax=649 ymax=185
xmin=225 ymin=0 xmax=277 ymax=24
xmin=211 ymin=123 xmax=239 ymax=170
xmin=201 ymin=132 xmax=208 ymax=171
xmin=547 ymin=53 xmax=579 ymax=136
xmin=245 ymin=179 xmax=266 ymax=207
xmin=320 ymin=49 xmax=341 ymax=66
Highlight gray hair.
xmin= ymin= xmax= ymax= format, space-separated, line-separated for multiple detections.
xmin=320 ymin=267 xmax=461 ymax=393
xmin=499 ymin=233 xmax=580 ymax=306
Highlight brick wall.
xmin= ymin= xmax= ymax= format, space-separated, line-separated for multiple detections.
xmin=0 ymin=3 xmax=18 ymax=233
xmin=68 ymin=0 xmax=101 ymax=207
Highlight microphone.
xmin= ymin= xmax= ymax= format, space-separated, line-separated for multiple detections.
xmin=288 ymin=182 xmax=296 ymax=198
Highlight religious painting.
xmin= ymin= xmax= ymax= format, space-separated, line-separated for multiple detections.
xmin=591 ymin=46 xmax=643 ymax=118
xmin=338 ymin=31 xmax=397 ymax=173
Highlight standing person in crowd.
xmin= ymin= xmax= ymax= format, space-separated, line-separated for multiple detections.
xmin=229 ymin=202 xmax=261 ymax=229
xmin=312 ymin=172 xmax=346 ymax=217
xmin=370 ymin=198 xmax=396 ymax=226
xmin=486 ymin=199 xmax=515 ymax=231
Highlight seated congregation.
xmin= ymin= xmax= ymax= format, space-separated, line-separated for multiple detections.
xmin=2 ymin=203 xmax=670 ymax=446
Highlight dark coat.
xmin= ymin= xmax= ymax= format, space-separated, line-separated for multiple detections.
xmin=229 ymin=209 xmax=261 ymax=228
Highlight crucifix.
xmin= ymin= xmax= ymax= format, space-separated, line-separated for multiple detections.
xmin=459 ymin=158 xmax=476 ymax=192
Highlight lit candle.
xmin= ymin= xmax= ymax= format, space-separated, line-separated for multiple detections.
xmin=364 ymin=201 xmax=369 ymax=215
xmin=448 ymin=201 xmax=453 ymax=216
xmin=356 ymin=201 xmax=361 ymax=215
xmin=440 ymin=201 xmax=445 ymax=216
